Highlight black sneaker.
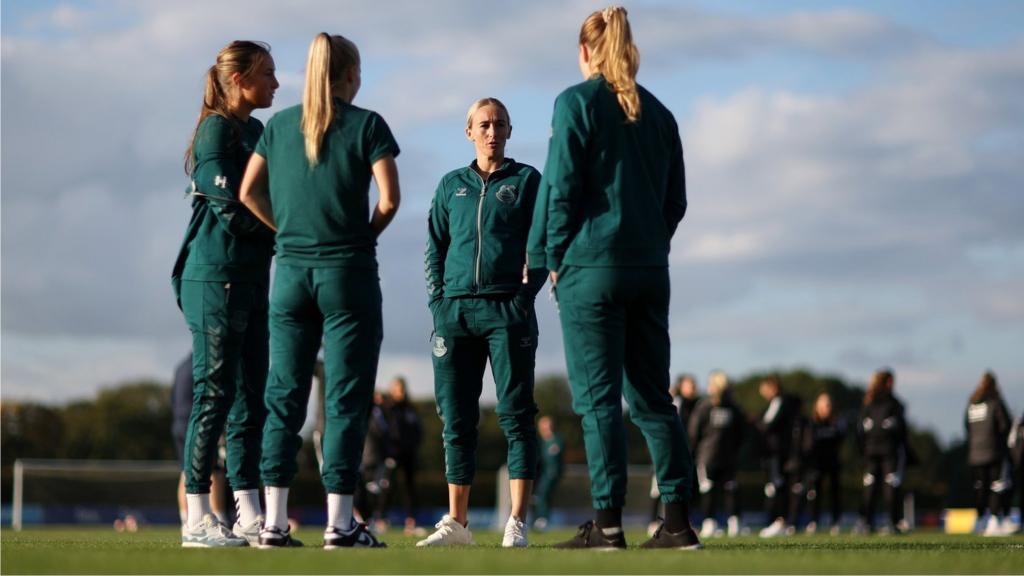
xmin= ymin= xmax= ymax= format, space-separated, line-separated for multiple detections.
xmin=324 ymin=522 xmax=387 ymax=549
xmin=640 ymin=522 xmax=703 ymax=550
xmin=552 ymin=520 xmax=627 ymax=550
xmin=257 ymin=526 xmax=304 ymax=549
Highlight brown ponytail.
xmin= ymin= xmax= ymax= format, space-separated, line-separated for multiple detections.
xmin=301 ymin=32 xmax=360 ymax=166
xmin=579 ymin=6 xmax=641 ymax=123
xmin=184 ymin=40 xmax=271 ymax=174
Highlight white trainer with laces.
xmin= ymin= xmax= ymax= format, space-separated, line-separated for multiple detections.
xmin=982 ymin=515 xmax=1006 ymax=537
xmin=416 ymin=515 xmax=475 ymax=547
xmin=233 ymin=515 xmax=264 ymax=545
xmin=182 ymin=514 xmax=248 ymax=547
xmin=502 ymin=516 xmax=528 ymax=548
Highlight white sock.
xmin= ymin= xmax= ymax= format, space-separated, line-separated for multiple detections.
xmin=327 ymin=493 xmax=354 ymax=530
xmin=186 ymin=493 xmax=211 ymax=529
xmin=179 ymin=509 xmax=187 ymax=525
xmin=601 ymin=526 xmax=623 ymax=536
xmin=234 ymin=489 xmax=262 ymax=526
xmin=264 ymin=486 xmax=289 ymax=531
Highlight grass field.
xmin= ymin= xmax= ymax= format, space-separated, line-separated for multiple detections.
xmin=2 ymin=526 xmax=1023 ymax=574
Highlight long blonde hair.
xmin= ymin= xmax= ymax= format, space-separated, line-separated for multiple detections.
xmin=579 ymin=6 xmax=641 ymax=123
xmin=184 ymin=40 xmax=271 ymax=174
xmin=302 ymin=32 xmax=360 ymax=166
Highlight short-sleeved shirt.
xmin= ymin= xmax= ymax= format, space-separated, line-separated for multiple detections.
xmin=255 ymin=99 xmax=400 ymax=268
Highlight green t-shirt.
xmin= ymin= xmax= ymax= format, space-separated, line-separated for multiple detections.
xmin=534 ymin=75 xmax=687 ymax=271
xmin=172 ymin=114 xmax=274 ymax=300
xmin=255 ymin=99 xmax=400 ymax=268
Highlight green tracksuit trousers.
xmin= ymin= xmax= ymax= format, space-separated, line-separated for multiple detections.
xmin=180 ymin=280 xmax=269 ymax=493
xmin=260 ymin=264 xmax=383 ymax=494
xmin=431 ymin=296 xmax=538 ymax=485
xmin=556 ymin=266 xmax=695 ymax=510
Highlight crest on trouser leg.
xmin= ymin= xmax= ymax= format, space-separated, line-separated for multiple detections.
xmin=432 ymin=336 xmax=448 ymax=358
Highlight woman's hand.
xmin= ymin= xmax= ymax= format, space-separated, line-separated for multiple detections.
xmin=549 ymin=271 xmax=558 ymax=287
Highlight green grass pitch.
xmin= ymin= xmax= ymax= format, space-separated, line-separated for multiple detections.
xmin=2 ymin=526 xmax=1022 ymax=574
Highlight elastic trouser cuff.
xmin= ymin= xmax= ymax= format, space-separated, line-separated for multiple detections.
xmin=591 ymin=496 xmax=626 ymax=510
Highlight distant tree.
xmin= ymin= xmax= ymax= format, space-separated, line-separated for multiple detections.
xmin=1 ymin=402 xmax=65 ymax=465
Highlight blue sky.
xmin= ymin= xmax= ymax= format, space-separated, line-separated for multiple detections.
xmin=2 ymin=0 xmax=1022 ymax=443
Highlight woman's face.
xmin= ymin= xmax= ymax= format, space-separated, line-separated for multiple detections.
xmin=238 ymin=55 xmax=279 ymax=110
xmin=466 ymin=104 xmax=510 ymax=159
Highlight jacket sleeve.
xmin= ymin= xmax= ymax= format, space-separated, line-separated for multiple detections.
xmin=425 ymin=178 xmax=450 ymax=307
xmin=520 ymin=168 xmax=548 ymax=299
xmin=543 ymin=92 xmax=589 ymax=272
xmin=664 ymin=125 xmax=687 ymax=240
xmin=191 ymin=117 xmax=268 ymax=237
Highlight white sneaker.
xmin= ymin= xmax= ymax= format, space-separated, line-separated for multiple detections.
xmin=759 ymin=518 xmax=787 ymax=538
xmin=182 ymin=514 xmax=248 ymax=547
xmin=805 ymin=521 xmax=817 ymax=535
xmin=1001 ymin=516 xmax=1020 ymax=535
xmin=700 ymin=518 xmax=718 ymax=538
xmin=416 ymin=515 xmax=475 ymax=547
xmin=727 ymin=515 xmax=740 ymax=537
xmin=982 ymin=515 xmax=1006 ymax=537
xmin=233 ymin=515 xmax=264 ymax=545
xmin=502 ymin=516 xmax=528 ymax=548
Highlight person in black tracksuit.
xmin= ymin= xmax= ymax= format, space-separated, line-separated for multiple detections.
xmin=858 ymin=368 xmax=908 ymax=534
xmin=384 ymin=376 xmax=422 ymax=534
xmin=803 ymin=392 xmax=846 ymax=534
xmin=355 ymin=392 xmax=392 ymax=528
xmin=649 ymin=374 xmax=700 ymax=531
xmin=964 ymin=371 xmax=1012 ymax=534
xmin=1010 ymin=410 xmax=1024 ymax=534
xmin=689 ymin=371 xmax=746 ymax=537
xmin=757 ymin=375 xmax=804 ymax=537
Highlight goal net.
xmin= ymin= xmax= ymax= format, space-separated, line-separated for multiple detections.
xmin=11 ymin=459 xmax=180 ymax=530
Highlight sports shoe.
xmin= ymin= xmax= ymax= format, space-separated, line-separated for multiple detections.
xmin=726 ymin=515 xmax=740 ymax=537
xmin=982 ymin=515 xmax=1006 ymax=537
xmin=182 ymin=514 xmax=249 ymax=548
xmin=830 ymin=524 xmax=842 ymax=536
xmin=552 ymin=520 xmax=627 ymax=550
xmin=534 ymin=517 xmax=549 ymax=532
xmin=416 ymin=515 xmax=475 ymax=547
xmin=640 ymin=522 xmax=703 ymax=550
xmin=324 ymin=521 xmax=387 ymax=549
xmin=257 ymin=525 xmax=304 ymax=548
xmin=759 ymin=517 xmax=788 ymax=538
xmin=699 ymin=517 xmax=717 ymax=538
xmin=502 ymin=516 xmax=528 ymax=548
xmin=232 ymin=515 xmax=264 ymax=545
xmin=804 ymin=521 xmax=817 ymax=535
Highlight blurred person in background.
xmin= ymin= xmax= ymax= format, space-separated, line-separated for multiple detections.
xmin=857 ymin=368 xmax=908 ymax=535
xmin=757 ymin=375 xmax=805 ymax=538
xmin=803 ymin=392 xmax=846 ymax=535
xmin=355 ymin=391 xmax=393 ymax=532
xmin=1009 ymin=409 xmax=1024 ymax=534
xmin=964 ymin=371 xmax=1012 ymax=536
xmin=384 ymin=376 xmax=423 ymax=535
xmin=533 ymin=415 xmax=565 ymax=531
xmin=689 ymin=371 xmax=746 ymax=538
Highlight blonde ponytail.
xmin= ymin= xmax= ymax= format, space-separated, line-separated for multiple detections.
xmin=184 ymin=41 xmax=271 ymax=174
xmin=302 ymin=32 xmax=360 ymax=166
xmin=580 ymin=6 xmax=641 ymax=123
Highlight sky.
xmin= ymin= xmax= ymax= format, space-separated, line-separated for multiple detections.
xmin=2 ymin=0 xmax=1022 ymax=444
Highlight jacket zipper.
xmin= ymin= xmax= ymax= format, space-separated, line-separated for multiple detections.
xmin=474 ymin=176 xmax=488 ymax=291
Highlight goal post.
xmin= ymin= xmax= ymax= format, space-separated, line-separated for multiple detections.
xmin=11 ymin=458 xmax=181 ymax=530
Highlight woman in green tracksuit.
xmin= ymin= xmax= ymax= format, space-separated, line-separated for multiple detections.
xmin=420 ymin=98 xmax=545 ymax=548
xmin=239 ymin=32 xmax=400 ymax=549
xmin=171 ymin=40 xmax=278 ymax=548
xmin=534 ymin=7 xmax=700 ymax=550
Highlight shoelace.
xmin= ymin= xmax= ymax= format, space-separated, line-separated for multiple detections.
xmin=504 ymin=520 xmax=523 ymax=539
xmin=575 ymin=520 xmax=595 ymax=539
xmin=433 ymin=519 xmax=455 ymax=536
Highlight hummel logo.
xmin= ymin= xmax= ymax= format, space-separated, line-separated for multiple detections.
xmin=455 ymin=187 xmax=468 ymax=197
